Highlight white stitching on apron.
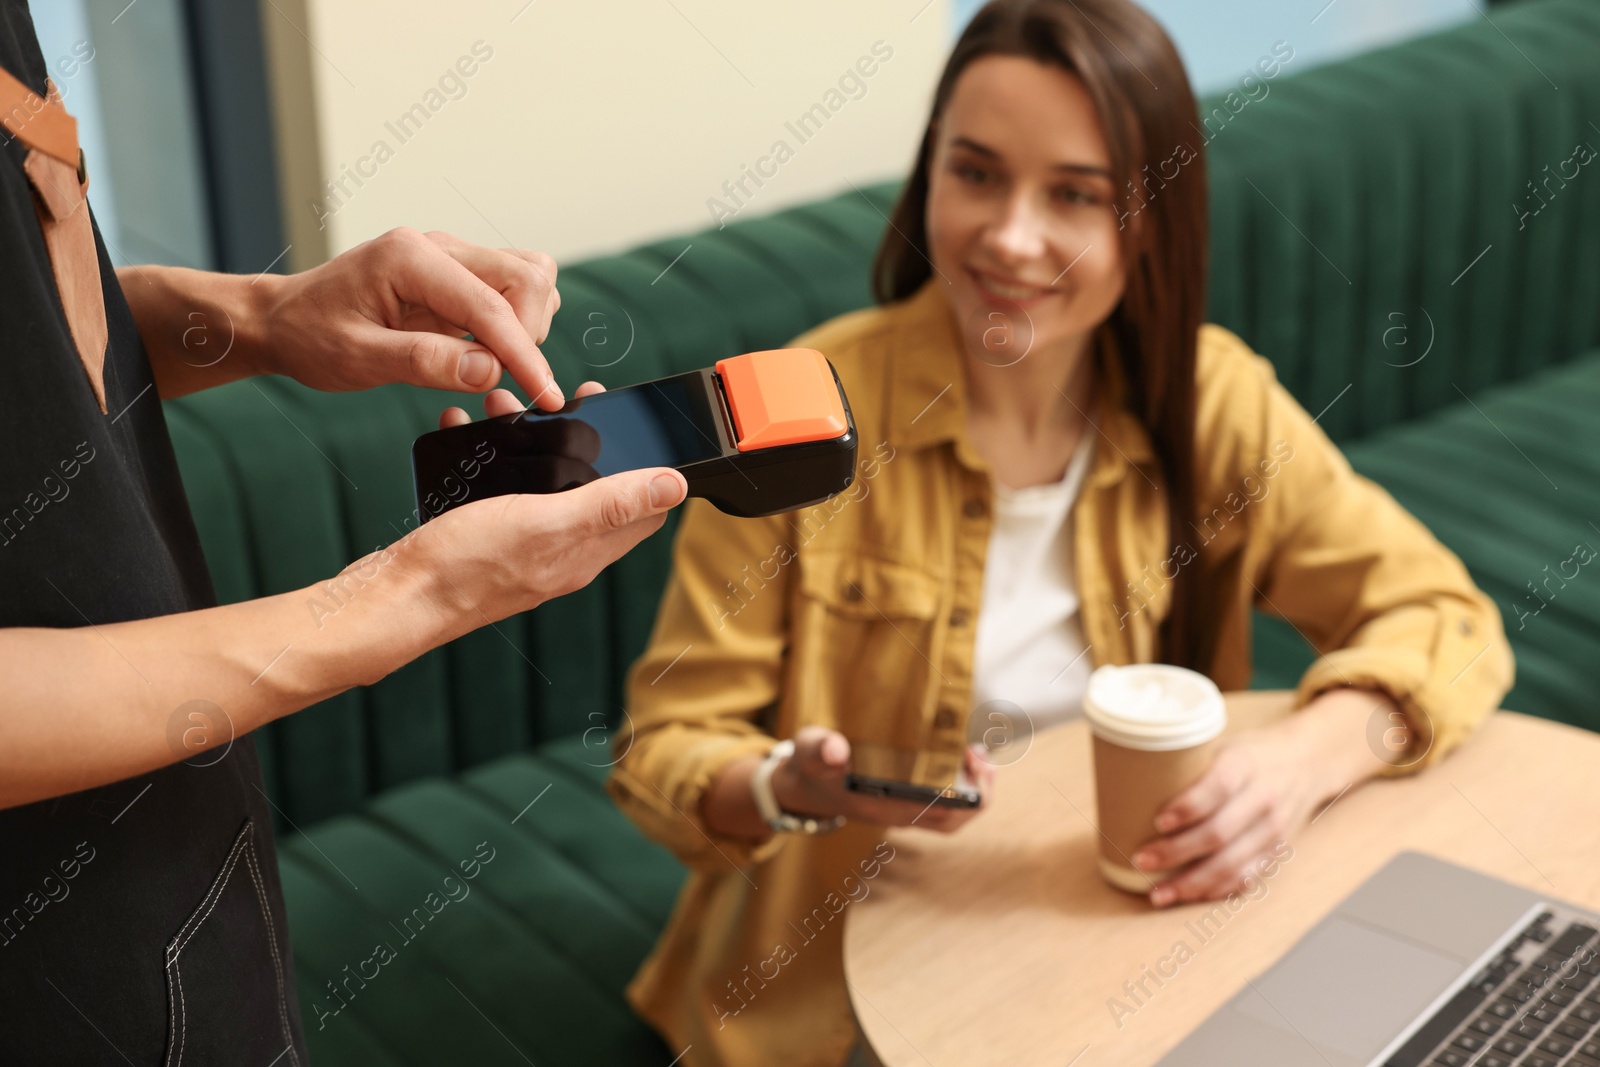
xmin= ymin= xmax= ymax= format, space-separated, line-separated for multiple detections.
xmin=161 ymin=819 xmax=264 ymax=1067
xmin=243 ymin=831 xmax=301 ymax=1066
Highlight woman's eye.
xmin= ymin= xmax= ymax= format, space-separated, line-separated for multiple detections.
xmin=1055 ymin=186 xmax=1100 ymax=206
xmin=954 ymin=162 xmax=991 ymax=184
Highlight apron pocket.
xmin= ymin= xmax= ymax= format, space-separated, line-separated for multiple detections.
xmin=162 ymin=818 xmax=299 ymax=1067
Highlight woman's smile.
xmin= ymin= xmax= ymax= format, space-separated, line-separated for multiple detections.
xmin=967 ymin=266 xmax=1060 ymax=308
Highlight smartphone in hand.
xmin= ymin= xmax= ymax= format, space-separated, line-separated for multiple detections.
xmin=845 ymin=741 xmax=982 ymax=810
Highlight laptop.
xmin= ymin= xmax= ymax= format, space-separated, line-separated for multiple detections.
xmin=1157 ymin=851 xmax=1600 ymax=1067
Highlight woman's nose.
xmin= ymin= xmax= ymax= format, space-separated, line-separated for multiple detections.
xmin=985 ymin=191 xmax=1049 ymax=264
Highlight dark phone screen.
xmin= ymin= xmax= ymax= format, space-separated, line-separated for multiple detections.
xmin=522 ymin=374 xmax=724 ymax=475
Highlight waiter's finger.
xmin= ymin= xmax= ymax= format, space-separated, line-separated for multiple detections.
xmin=438 ymin=388 xmax=524 ymax=430
xmin=378 ymin=229 xmax=562 ymax=408
xmin=424 ymin=231 xmax=561 ymax=347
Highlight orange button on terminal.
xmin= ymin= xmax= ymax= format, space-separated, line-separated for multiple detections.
xmin=716 ymin=348 xmax=848 ymax=452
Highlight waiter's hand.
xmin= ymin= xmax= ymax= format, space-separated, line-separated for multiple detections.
xmin=435 ymin=380 xmax=603 ymax=430
xmin=257 ymin=228 xmax=565 ymax=410
xmin=1 ymin=376 xmax=686 ymax=811
xmin=408 ymin=460 xmax=686 ymax=629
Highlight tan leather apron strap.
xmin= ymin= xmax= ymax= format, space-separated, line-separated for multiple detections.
xmin=0 ymin=67 xmax=80 ymax=171
xmin=1 ymin=64 xmax=107 ymax=414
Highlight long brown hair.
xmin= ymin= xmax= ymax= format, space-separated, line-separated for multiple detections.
xmin=872 ymin=0 xmax=1209 ymax=671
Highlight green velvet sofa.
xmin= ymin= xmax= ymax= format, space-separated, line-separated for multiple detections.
xmin=161 ymin=1 xmax=1600 ymax=1062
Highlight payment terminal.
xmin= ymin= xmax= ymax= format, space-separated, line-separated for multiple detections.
xmin=411 ymin=348 xmax=859 ymax=520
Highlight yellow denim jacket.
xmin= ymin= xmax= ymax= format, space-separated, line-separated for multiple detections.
xmin=606 ymin=280 xmax=1513 ymax=1067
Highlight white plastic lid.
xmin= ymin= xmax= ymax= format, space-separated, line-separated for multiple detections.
xmin=1082 ymin=664 xmax=1226 ymax=751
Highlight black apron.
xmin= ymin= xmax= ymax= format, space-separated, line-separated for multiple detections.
xmin=0 ymin=4 xmax=307 ymax=1063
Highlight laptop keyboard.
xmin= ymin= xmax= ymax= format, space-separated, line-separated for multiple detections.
xmin=1386 ymin=905 xmax=1600 ymax=1067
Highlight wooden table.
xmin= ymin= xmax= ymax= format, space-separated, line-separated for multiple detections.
xmin=843 ymin=693 xmax=1600 ymax=1066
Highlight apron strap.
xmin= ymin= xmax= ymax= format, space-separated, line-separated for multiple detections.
xmin=0 ymin=67 xmax=81 ymax=174
xmin=1 ymin=64 xmax=104 ymax=413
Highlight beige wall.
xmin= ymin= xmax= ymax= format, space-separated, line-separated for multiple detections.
xmin=260 ymin=0 xmax=951 ymax=272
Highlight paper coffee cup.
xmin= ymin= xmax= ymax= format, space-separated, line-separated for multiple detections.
xmin=1083 ymin=664 xmax=1226 ymax=894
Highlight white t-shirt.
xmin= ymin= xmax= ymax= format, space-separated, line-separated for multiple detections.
xmin=969 ymin=440 xmax=1096 ymax=743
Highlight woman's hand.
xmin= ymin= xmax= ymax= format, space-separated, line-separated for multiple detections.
xmin=770 ymin=726 xmax=995 ymax=834
xmin=258 ymin=228 xmax=566 ymax=409
xmin=1134 ymin=687 xmax=1397 ymax=907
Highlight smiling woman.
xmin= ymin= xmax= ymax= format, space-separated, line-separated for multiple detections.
xmin=874 ymin=2 xmax=1209 ymax=649
xmin=609 ymin=2 xmax=1512 ymax=1066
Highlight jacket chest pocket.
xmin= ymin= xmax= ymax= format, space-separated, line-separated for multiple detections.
xmin=793 ymin=551 xmax=944 ymax=740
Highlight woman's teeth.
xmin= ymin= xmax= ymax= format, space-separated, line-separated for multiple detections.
xmin=976 ymin=274 xmax=1051 ymax=300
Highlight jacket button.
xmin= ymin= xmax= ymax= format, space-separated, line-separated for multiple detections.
xmin=933 ymin=707 xmax=960 ymax=730
xmin=949 ymin=607 xmax=970 ymax=627
xmin=841 ymin=582 xmax=863 ymax=602
xmin=962 ymin=498 xmax=985 ymax=519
